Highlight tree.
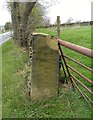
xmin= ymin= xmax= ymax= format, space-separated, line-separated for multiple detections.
xmin=9 ymin=0 xmax=58 ymax=47
xmin=11 ymin=2 xmax=36 ymax=47
xmin=66 ymin=17 xmax=73 ymax=23
xmin=5 ymin=22 xmax=12 ymax=30
xmin=27 ymin=2 xmax=44 ymax=28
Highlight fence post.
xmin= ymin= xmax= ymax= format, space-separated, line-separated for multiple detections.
xmin=57 ymin=16 xmax=67 ymax=84
xmin=57 ymin=16 xmax=60 ymax=38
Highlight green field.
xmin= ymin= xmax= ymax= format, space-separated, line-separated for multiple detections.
xmin=36 ymin=26 xmax=91 ymax=48
xmin=1 ymin=26 xmax=93 ymax=118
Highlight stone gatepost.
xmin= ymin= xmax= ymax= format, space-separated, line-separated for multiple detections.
xmin=31 ymin=33 xmax=59 ymax=101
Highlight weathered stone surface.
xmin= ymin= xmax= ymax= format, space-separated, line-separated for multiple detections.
xmin=31 ymin=33 xmax=59 ymax=101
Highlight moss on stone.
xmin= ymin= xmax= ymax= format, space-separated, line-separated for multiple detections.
xmin=31 ymin=33 xmax=59 ymax=101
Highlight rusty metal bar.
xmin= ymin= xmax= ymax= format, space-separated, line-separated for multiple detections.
xmin=71 ymin=74 xmax=93 ymax=95
xmin=58 ymin=43 xmax=74 ymax=88
xmin=83 ymin=91 xmax=93 ymax=104
xmin=64 ymin=54 xmax=93 ymax=73
xmin=71 ymin=78 xmax=93 ymax=106
xmin=59 ymin=55 xmax=68 ymax=84
xmin=67 ymin=64 xmax=93 ymax=85
xmin=58 ymin=39 xmax=93 ymax=58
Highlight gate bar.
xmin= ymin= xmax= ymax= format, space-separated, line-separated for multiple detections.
xmin=71 ymin=74 xmax=93 ymax=95
xmin=67 ymin=64 xmax=93 ymax=85
xmin=58 ymin=43 xmax=74 ymax=88
xmin=71 ymin=78 xmax=93 ymax=106
xmin=59 ymin=54 xmax=68 ymax=84
xmin=58 ymin=39 xmax=93 ymax=58
xmin=82 ymin=91 xmax=93 ymax=104
xmin=64 ymin=54 xmax=93 ymax=73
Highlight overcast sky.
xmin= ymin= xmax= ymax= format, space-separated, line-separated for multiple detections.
xmin=0 ymin=0 xmax=92 ymax=26
xmin=47 ymin=0 xmax=91 ymax=24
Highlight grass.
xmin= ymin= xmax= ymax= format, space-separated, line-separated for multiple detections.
xmin=1 ymin=26 xmax=92 ymax=118
xmin=37 ymin=26 xmax=91 ymax=48
xmin=0 ymin=42 xmax=2 ymax=119
xmin=2 ymin=39 xmax=29 ymax=117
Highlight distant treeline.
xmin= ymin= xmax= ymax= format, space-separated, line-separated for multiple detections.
xmin=37 ymin=21 xmax=93 ymax=28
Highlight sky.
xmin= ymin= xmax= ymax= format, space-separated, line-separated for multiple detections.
xmin=0 ymin=0 xmax=11 ymax=26
xmin=0 ymin=0 xmax=92 ymax=26
xmin=47 ymin=0 xmax=91 ymax=24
